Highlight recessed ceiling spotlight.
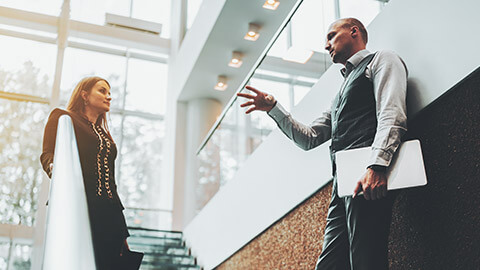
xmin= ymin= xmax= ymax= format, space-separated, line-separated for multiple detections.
xmin=214 ymin=75 xmax=228 ymax=91
xmin=228 ymin=51 xmax=244 ymax=68
xmin=244 ymin=23 xmax=260 ymax=41
xmin=282 ymin=46 xmax=314 ymax=64
xmin=263 ymin=0 xmax=280 ymax=10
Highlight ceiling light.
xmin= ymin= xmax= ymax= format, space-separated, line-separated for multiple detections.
xmin=282 ymin=47 xmax=314 ymax=64
xmin=244 ymin=23 xmax=260 ymax=41
xmin=214 ymin=75 xmax=228 ymax=91
xmin=263 ymin=0 xmax=280 ymax=10
xmin=228 ymin=51 xmax=244 ymax=68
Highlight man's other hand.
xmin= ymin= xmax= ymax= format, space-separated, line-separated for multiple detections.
xmin=237 ymin=85 xmax=276 ymax=114
xmin=353 ymin=168 xmax=387 ymax=200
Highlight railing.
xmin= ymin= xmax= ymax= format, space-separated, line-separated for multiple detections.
xmin=42 ymin=115 xmax=96 ymax=269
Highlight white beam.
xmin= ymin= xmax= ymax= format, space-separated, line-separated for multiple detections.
xmin=69 ymin=20 xmax=170 ymax=54
xmin=0 ymin=6 xmax=170 ymax=54
xmin=0 ymin=224 xmax=34 ymax=240
xmin=0 ymin=91 xmax=50 ymax=104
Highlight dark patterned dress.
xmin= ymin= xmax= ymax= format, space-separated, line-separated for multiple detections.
xmin=40 ymin=108 xmax=129 ymax=270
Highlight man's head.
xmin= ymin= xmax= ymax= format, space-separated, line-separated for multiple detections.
xmin=325 ymin=18 xmax=368 ymax=65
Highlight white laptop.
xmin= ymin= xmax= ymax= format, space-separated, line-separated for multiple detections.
xmin=335 ymin=139 xmax=427 ymax=197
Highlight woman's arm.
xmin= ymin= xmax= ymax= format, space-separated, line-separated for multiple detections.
xmin=40 ymin=108 xmax=67 ymax=178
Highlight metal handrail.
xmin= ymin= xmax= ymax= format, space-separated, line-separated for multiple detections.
xmin=42 ymin=115 xmax=96 ymax=270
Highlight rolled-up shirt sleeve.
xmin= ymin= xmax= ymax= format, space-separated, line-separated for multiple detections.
xmin=268 ymin=102 xmax=332 ymax=151
xmin=368 ymin=50 xmax=408 ymax=167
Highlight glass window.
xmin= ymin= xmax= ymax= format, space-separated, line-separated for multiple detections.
xmin=123 ymin=208 xmax=171 ymax=230
xmin=248 ymin=77 xmax=290 ymax=111
xmin=339 ymin=0 xmax=382 ymax=26
xmin=0 ymin=240 xmax=9 ymax=270
xmin=60 ymin=47 xmax=127 ymax=109
xmin=10 ymin=242 xmax=32 ymax=270
xmin=0 ymin=35 xmax=56 ymax=98
xmin=294 ymin=84 xmax=311 ymax=106
xmin=267 ymin=28 xmax=289 ymax=58
xmin=125 ymin=58 xmax=167 ymax=115
xmin=116 ymin=116 xmax=166 ymax=209
xmin=0 ymin=99 xmax=49 ymax=226
xmin=70 ymin=0 xmax=131 ymax=25
xmin=291 ymin=0 xmax=336 ymax=52
xmin=0 ymin=0 xmax=62 ymax=16
xmin=197 ymin=132 xmax=221 ymax=211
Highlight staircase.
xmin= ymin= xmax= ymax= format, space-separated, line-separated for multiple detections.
xmin=127 ymin=227 xmax=201 ymax=270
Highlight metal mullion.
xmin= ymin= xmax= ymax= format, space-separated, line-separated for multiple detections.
xmin=115 ymin=50 xmax=130 ymax=187
xmin=49 ymin=0 xmax=70 ymax=108
xmin=289 ymin=79 xmax=295 ymax=109
xmin=334 ymin=0 xmax=341 ymax=19
xmin=6 ymin=239 xmax=13 ymax=270
xmin=67 ymin=40 xmax=168 ymax=63
xmin=0 ymin=91 xmax=49 ymax=104
xmin=0 ymin=28 xmax=56 ymax=44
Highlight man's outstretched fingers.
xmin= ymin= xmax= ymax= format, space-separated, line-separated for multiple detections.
xmin=237 ymin=92 xmax=255 ymax=99
xmin=240 ymin=101 xmax=254 ymax=107
xmin=245 ymin=106 xmax=256 ymax=114
xmin=245 ymin=85 xmax=261 ymax=94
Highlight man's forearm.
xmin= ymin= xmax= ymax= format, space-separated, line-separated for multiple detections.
xmin=268 ymin=102 xmax=332 ymax=151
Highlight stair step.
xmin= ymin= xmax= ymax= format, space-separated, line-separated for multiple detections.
xmin=142 ymin=253 xmax=195 ymax=265
xmin=130 ymin=244 xmax=190 ymax=256
xmin=127 ymin=228 xmax=200 ymax=269
xmin=128 ymin=227 xmax=183 ymax=240
xmin=128 ymin=236 xmax=184 ymax=247
xmin=140 ymin=262 xmax=201 ymax=270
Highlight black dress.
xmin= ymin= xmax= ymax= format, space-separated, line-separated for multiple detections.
xmin=40 ymin=108 xmax=129 ymax=270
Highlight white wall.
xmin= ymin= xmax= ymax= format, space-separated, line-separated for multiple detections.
xmin=183 ymin=0 xmax=480 ymax=269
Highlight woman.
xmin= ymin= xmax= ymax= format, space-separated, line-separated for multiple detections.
xmin=40 ymin=76 xmax=135 ymax=269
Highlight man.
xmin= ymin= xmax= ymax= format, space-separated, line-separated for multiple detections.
xmin=237 ymin=18 xmax=407 ymax=269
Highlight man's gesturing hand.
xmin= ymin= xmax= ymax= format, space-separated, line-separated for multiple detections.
xmin=353 ymin=168 xmax=387 ymax=200
xmin=237 ymin=85 xmax=276 ymax=114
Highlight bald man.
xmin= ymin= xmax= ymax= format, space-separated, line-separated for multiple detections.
xmin=238 ymin=18 xmax=407 ymax=269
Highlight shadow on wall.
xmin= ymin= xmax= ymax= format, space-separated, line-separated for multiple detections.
xmin=389 ymin=67 xmax=480 ymax=269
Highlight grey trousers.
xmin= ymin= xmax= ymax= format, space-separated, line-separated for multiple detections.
xmin=315 ymin=179 xmax=396 ymax=270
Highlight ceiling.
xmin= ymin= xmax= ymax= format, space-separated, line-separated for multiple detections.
xmin=174 ymin=0 xmax=314 ymax=105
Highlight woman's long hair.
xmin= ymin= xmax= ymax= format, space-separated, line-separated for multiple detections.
xmin=66 ymin=76 xmax=112 ymax=137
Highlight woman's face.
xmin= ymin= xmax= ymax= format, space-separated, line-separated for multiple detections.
xmin=83 ymin=80 xmax=111 ymax=113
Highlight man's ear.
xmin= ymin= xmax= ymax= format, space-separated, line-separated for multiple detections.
xmin=351 ymin=26 xmax=359 ymax=38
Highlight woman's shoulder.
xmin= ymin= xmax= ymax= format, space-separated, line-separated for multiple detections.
xmin=48 ymin=108 xmax=68 ymax=119
xmin=49 ymin=108 xmax=89 ymax=124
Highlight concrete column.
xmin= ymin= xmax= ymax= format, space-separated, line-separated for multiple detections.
xmin=165 ymin=0 xmax=188 ymax=230
xmin=181 ymin=98 xmax=222 ymax=229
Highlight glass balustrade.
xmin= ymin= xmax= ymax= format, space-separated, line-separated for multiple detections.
xmin=195 ymin=0 xmax=385 ymax=213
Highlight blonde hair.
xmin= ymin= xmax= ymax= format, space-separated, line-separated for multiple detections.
xmin=66 ymin=76 xmax=112 ymax=137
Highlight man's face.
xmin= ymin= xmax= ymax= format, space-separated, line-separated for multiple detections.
xmin=324 ymin=22 xmax=355 ymax=65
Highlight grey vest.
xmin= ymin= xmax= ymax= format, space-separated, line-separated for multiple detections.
xmin=330 ymin=53 xmax=377 ymax=173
